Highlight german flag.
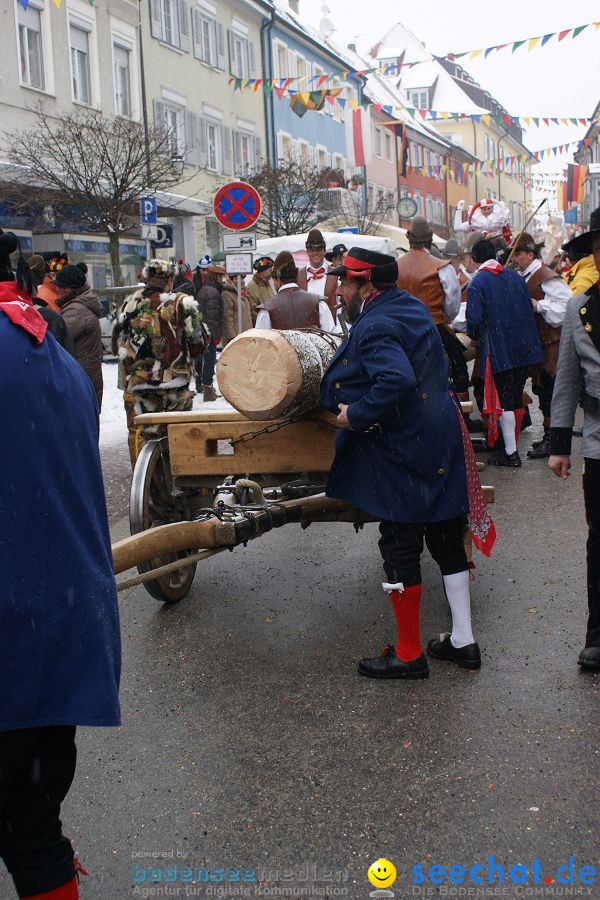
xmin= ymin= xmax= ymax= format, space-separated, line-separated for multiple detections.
xmin=566 ymin=164 xmax=585 ymax=204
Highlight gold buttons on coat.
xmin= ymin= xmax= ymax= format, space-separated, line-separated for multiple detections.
xmin=581 ymin=307 xmax=587 ymax=315
xmin=342 ymin=358 xmax=348 ymax=366
xmin=422 ymin=392 xmax=428 ymax=400
xmin=335 ymin=381 xmax=341 ymax=389
xmin=437 ymin=468 xmax=445 ymax=476
xmin=584 ymin=323 xmax=593 ymax=333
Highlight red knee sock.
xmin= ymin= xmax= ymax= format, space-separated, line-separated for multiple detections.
xmin=390 ymin=584 xmax=423 ymax=661
xmin=21 ymin=876 xmax=79 ymax=899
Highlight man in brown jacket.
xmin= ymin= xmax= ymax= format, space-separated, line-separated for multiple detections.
xmin=255 ymin=251 xmax=338 ymax=331
xmin=296 ymin=229 xmax=338 ymax=317
xmin=55 ymin=265 xmax=104 ymax=409
xmin=397 ymin=217 xmax=466 ymax=394
xmin=245 ymin=257 xmax=276 ymax=324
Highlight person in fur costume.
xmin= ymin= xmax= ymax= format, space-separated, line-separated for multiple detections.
xmin=117 ymin=259 xmax=208 ymax=467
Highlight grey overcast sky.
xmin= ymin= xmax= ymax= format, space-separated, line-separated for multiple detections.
xmin=298 ymin=0 xmax=599 ymax=188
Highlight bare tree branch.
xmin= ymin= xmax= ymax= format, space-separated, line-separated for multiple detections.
xmin=2 ymin=102 xmax=190 ymax=283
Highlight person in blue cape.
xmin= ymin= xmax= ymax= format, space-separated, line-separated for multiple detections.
xmin=0 ymin=231 xmax=121 ymax=900
xmin=320 ymin=247 xmax=481 ymax=680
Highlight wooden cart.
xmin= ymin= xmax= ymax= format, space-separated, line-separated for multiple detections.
xmin=113 ymin=405 xmax=493 ymax=603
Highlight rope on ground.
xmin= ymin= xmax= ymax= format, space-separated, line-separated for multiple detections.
xmin=115 ymin=548 xmax=224 ymax=592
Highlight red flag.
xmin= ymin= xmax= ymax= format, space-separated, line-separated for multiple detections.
xmin=352 ymin=108 xmax=366 ymax=167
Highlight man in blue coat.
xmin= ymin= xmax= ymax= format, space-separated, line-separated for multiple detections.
xmin=320 ymin=248 xmax=480 ymax=679
xmin=0 ymin=232 xmax=121 ymax=900
xmin=464 ymin=232 xmax=543 ymax=466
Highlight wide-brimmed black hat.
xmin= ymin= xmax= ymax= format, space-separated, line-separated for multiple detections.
xmin=329 ymin=246 xmax=398 ymax=281
xmin=325 ymin=243 xmax=348 ymax=262
xmin=562 ymin=207 xmax=600 ymax=257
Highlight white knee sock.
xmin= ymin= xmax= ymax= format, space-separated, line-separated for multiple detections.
xmin=499 ymin=410 xmax=517 ymax=455
xmin=443 ymin=571 xmax=475 ymax=648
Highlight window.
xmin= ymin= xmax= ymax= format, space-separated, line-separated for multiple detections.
xmin=409 ymin=89 xmax=429 ymax=109
xmin=386 ymin=190 xmax=395 ymax=214
xmin=385 ymin=131 xmax=393 ymax=163
xmin=274 ymin=43 xmax=288 ymax=79
xmin=113 ymin=44 xmax=131 ymax=117
xmin=192 ymin=11 xmax=223 ymax=67
xmin=367 ymin=182 xmax=375 ymax=212
xmin=234 ymin=131 xmax=261 ymax=175
xmin=374 ymin=128 xmax=383 ymax=158
xmin=425 ymin=193 xmax=433 ymax=221
xmin=377 ymin=187 xmax=385 ymax=210
xmin=410 ymin=143 xmax=419 ymax=167
xmin=229 ymin=29 xmax=255 ymax=80
xmin=18 ymin=1 xmax=44 ymax=89
xmin=70 ymin=23 xmax=91 ymax=104
xmin=154 ymin=99 xmax=186 ymax=158
xmin=149 ymin=0 xmax=190 ymax=52
xmin=413 ymin=190 xmax=422 ymax=215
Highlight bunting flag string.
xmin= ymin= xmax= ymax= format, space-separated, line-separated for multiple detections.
xmin=228 ymin=79 xmax=598 ymax=131
xmin=227 ymin=20 xmax=599 ymax=88
xmin=20 ymin=0 xmax=94 ymax=6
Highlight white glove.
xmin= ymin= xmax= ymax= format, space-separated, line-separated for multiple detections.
xmin=457 ymin=200 xmax=465 ymax=211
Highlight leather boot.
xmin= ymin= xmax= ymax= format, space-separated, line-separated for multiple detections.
xmin=527 ymin=431 xmax=550 ymax=458
xmin=202 ymin=384 xmax=218 ymax=402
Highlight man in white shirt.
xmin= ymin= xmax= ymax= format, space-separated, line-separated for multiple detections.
xmin=255 ymin=251 xmax=340 ymax=332
xmin=296 ymin=229 xmax=338 ymax=316
xmin=513 ymin=232 xmax=573 ymax=459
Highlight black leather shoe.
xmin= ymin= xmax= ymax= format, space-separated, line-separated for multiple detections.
xmin=530 ymin=431 xmax=549 ymax=449
xmin=578 ymin=646 xmax=600 ymax=670
xmin=491 ymin=449 xmax=522 ymax=467
xmin=527 ymin=437 xmax=550 ymax=458
xmin=358 ymin=645 xmax=429 ymax=679
xmin=427 ymin=633 xmax=481 ymax=669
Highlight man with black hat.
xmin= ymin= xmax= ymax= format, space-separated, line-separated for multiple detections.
xmin=321 ymin=247 xmax=483 ymax=679
xmin=256 ymin=251 xmax=339 ymax=332
xmin=549 ymin=208 xmax=600 ymax=671
xmin=463 ymin=232 xmax=543 ymax=466
xmin=325 ymin=243 xmax=348 ymax=269
xmin=297 ymin=229 xmax=338 ymax=316
xmin=512 ymin=232 xmax=572 ymax=459
xmin=246 ymin=256 xmax=276 ymax=325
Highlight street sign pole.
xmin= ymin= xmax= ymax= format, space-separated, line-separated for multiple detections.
xmin=237 ymin=275 xmax=243 ymax=335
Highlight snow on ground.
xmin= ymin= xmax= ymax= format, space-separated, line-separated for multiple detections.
xmin=99 ymin=360 xmax=234 ymax=450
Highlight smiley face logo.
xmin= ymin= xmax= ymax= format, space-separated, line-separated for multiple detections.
xmin=367 ymin=858 xmax=397 ymax=889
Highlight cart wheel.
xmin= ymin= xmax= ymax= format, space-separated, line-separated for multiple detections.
xmin=129 ymin=438 xmax=197 ymax=603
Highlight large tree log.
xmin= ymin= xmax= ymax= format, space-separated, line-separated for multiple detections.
xmin=216 ymin=328 xmax=340 ymax=420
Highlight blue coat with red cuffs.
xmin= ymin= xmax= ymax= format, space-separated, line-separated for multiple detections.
xmin=320 ymin=288 xmax=468 ymax=524
xmin=0 ymin=283 xmax=121 ymax=732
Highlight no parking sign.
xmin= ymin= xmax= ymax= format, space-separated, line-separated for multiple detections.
xmin=213 ymin=182 xmax=261 ymax=231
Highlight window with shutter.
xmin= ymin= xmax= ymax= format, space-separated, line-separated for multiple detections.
xmin=233 ymin=131 xmax=243 ymax=175
xmin=222 ymin=126 xmax=233 ymax=175
xmin=178 ymin=0 xmax=190 ymax=51
xmin=150 ymin=0 xmax=161 ymax=38
xmin=216 ymin=23 xmax=225 ymax=69
xmin=153 ymin=99 xmax=167 ymax=146
xmin=198 ymin=117 xmax=208 ymax=168
xmin=185 ymin=111 xmax=200 ymax=165
xmin=247 ymin=40 xmax=256 ymax=78
xmin=192 ymin=9 xmax=204 ymax=60
xmin=253 ymin=136 xmax=261 ymax=171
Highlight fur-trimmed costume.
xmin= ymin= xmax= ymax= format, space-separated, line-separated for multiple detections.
xmin=118 ymin=287 xmax=208 ymax=465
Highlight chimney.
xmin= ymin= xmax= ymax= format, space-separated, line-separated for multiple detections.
xmin=347 ymin=42 xmax=356 ymax=52
xmin=288 ymin=0 xmax=299 ymax=13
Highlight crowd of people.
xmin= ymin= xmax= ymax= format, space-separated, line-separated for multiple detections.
xmin=1 ymin=201 xmax=600 ymax=897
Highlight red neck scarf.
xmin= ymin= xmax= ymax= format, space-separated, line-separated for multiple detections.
xmin=0 ymin=282 xmax=47 ymax=344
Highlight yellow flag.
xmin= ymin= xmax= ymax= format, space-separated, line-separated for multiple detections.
xmin=441 ymin=111 xmax=449 ymax=120
xmin=349 ymin=99 xmax=358 ymax=110
xmin=469 ymin=49 xmax=483 ymax=59
xmin=52 ymin=0 xmax=61 ymax=7
xmin=528 ymin=37 xmax=540 ymax=51
xmin=560 ymin=117 xmax=569 ymax=126
xmin=523 ymin=117 xmax=531 ymax=127
xmin=482 ymin=114 xmax=491 ymax=127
